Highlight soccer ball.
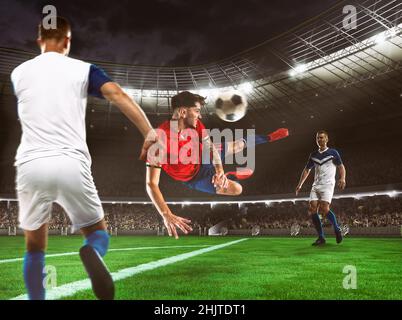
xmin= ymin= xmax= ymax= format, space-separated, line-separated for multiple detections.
xmin=214 ymin=90 xmax=248 ymax=122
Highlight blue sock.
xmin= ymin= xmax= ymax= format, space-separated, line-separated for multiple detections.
xmin=244 ymin=134 xmax=268 ymax=147
xmin=84 ymin=230 xmax=110 ymax=257
xmin=23 ymin=251 xmax=45 ymax=300
xmin=311 ymin=213 xmax=325 ymax=239
xmin=327 ymin=210 xmax=340 ymax=232
xmin=254 ymin=134 xmax=269 ymax=145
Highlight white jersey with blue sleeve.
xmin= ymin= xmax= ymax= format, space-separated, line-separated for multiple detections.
xmin=305 ymin=148 xmax=343 ymax=186
xmin=11 ymin=52 xmax=112 ymax=232
xmin=11 ymin=52 xmax=112 ymax=166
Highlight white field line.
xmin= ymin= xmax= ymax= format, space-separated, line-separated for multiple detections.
xmin=11 ymin=238 xmax=248 ymax=300
xmin=0 ymin=245 xmax=212 ymax=264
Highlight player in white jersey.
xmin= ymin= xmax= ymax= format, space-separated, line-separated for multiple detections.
xmin=11 ymin=17 xmax=192 ymax=300
xmin=295 ymin=130 xmax=346 ymax=246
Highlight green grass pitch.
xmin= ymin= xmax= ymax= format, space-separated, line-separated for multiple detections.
xmin=0 ymin=235 xmax=401 ymax=300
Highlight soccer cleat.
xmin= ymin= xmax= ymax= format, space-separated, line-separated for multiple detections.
xmin=225 ymin=167 xmax=254 ymax=180
xmin=335 ymin=228 xmax=343 ymax=244
xmin=268 ymin=128 xmax=289 ymax=142
xmin=79 ymin=245 xmax=115 ymax=300
xmin=312 ymin=238 xmax=326 ymax=246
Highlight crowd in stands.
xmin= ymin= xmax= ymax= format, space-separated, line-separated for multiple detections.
xmin=83 ymin=138 xmax=402 ymax=197
xmin=103 ymin=203 xmax=160 ymax=230
xmin=226 ymin=195 xmax=402 ymax=230
xmin=0 ymin=200 xmax=17 ymax=229
xmin=1 ymin=125 xmax=402 ymax=199
xmin=1 ymin=195 xmax=401 ymax=231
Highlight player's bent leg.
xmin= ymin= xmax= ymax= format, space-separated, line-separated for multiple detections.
xmin=226 ymin=139 xmax=246 ymax=155
xmin=319 ymin=201 xmax=343 ymax=244
xmin=216 ymin=179 xmax=242 ymax=196
xmin=220 ymin=130 xmax=287 ymax=156
xmin=318 ymin=201 xmax=330 ymax=217
xmin=307 ymin=201 xmax=318 ymax=216
xmin=81 ymin=219 xmax=107 ymax=239
xmin=17 ymin=158 xmax=56 ymax=300
xmin=237 ymin=128 xmax=289 ymax=151
xmin=24 ymin=222 xmax=49 ymax=252
xmin=81 ymin=219 xmax=109 ymax=256
xmin=225 ymin=167 xmax=254 ymax=181
xmin=23 ymin=223 xmax=48 ymax=300
xmin=54 ymin=156 xmax=114 ymax=299
xmin=80 ymin=219 xmax=114 ymax=300
xmin=309 ymin=201 xmax=326 ymax=245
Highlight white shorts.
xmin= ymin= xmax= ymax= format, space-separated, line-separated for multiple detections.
xmin=16 ymin=155 xmax=104 ymax=232
xmin=309 ymin=184 xmax=335 ymax=203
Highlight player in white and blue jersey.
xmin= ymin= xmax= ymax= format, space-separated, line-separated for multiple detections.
xmin=11 ymin=17 xmax=192 ymax=300
xmin=295 ymin=130 xmax=346 ymax=246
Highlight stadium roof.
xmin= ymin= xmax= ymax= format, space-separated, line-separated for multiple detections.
xmin=0 ymin=0 xmax=401 ymax=124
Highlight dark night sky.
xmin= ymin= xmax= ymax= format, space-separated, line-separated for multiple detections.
xmin=0 ymin=0 xmax=340 ymax=66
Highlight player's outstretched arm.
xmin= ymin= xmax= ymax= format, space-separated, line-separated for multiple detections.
xmin=146 ymin=165 xmax=192 ymax=239
xmin=100 ymin=82 xmax=155 ymax=139
xmin=203 ymin=136 xmax=228 ymax=189
xmin=337 ymin=164 xmax=346 ymax=190
xmin=296 ymin=168 xmax=311 ymax=195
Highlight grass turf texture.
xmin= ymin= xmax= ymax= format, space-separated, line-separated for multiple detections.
xmin=0 ymin=236 xmax=401 ymax=300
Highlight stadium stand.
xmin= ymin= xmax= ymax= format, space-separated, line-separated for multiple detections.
xmin=0 ymin=0 xmax=401 ymax=236
xmin=0 ymin=195 xmax=401 ymax=235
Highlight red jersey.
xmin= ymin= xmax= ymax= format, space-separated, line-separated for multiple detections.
xmin=153 ymin=119 xmax=208 ymax=182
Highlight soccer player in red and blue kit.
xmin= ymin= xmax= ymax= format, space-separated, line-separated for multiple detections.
xmin=144 ymin=91 xmax=288 ymax=239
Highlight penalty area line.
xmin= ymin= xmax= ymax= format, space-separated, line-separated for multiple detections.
xmin=10 ymin=238 xmax=248 ymax=300
xmin=0 ymin=245 xmax=212 ymax=265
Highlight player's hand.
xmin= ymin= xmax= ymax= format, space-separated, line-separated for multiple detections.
xmin=338 ymin=179 xmax=346 ymax=190
xmin=162 ymin=211 xmax=192 ymax=239
xmin=295 ymin=185 xmax=302 ymax=196
xmin=212 ymin=169 xmax=229 ymax=190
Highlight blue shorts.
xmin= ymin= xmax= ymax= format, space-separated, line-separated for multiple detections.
xmin=183 ymin=143 xmax=228 ymax=195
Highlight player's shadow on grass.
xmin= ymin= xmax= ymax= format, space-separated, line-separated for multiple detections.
xmin=293 ymin=242 xmax=351 ymax=256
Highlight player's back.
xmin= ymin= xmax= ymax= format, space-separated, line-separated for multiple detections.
xmin=11 ymin=52 xmax=91 ymax=165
